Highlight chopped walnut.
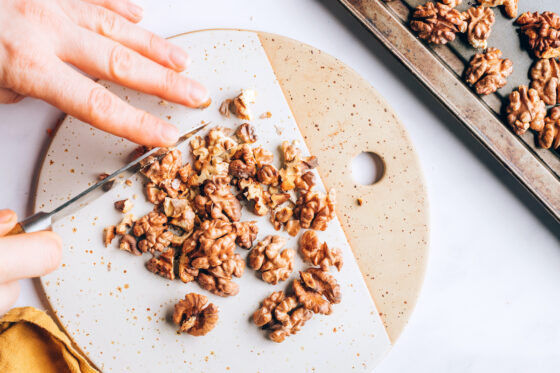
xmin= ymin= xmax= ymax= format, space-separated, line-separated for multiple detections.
xmin=233 ymin=221 xmax=258 ymax=249
xmin=248 ymin=235 xmax=295 ymax=285
xmin=195 ymin=177 xmax=241 ymax=222
xmin=141 ymin=149 xmax=182 ymax=184
xmin=190 ymin=129 xmax=237 ymax=186
xmin=477 ymin=0 xmax=517 ymax=18
xmin=197 ymin=270 xmax=240 ymax=297
xmin=229 ymin=145 xmax=257 ymax=179
xmin=256 ymin=164 xmax=279 ymax=186
xmin=252 ymin=146 xmax=274 ymax=167
xmin=299 ymin=230 xmax=343 ymax=272
xmin=163 ymin=198 xmax=196 ymax=232
xmin=278 ymin=141 xmax=317 ymax=192
xmin=410 ymin=2 xmax=467 ymax=45
xmin=464 ymin=48 xmax=513 ymax=95
xmin=235 ymin=123 xmax=257 ymax=144
xmin=173 ymin=293 xmax=219 ymax=336
xmin=114 ymin=199 xmax=133 ymax=213
xmin=115 ymin=213 xmax=135 ymax=235
xmin=294 ymin=268 xmax=341 ymax=315
xmin=145 ymin=182 xmax=167 ymax=205
xmin=530 ymin=58 xmax=560 ymax=105
xmin=220 ymin=89 xmax=257 ymax=121
xmin=198 ymin=98 xmax=212 ymax=109
xmin=178 ymin=254 xmax=199 ymax=283
xmin=103 ymin=225 xmax=116 ymax=247
xmin=259 ymin=111 xmax=272 ymax=119
xmin=270 ymin=206 xmax=293 ymax=231
xmin=285 ymin=219 xmax=301 ymax=237
xmin=540 ymin=107 xmax=560 ymax=149
xmin=506 ymin=86 xmax=546 ymax=135
xmin=146 ymin=248 xmax=175 ymax=280
xmin=182 ymin=219 xmax=237 ymax=269
xmin=133 ymin=212 xmax=173 ymax=253
xmin=237 ymin=178 xmax=269 ymax=216
xmin=465 ymin=6 xmax=495 ymax=49
xmin=119 ymin=234 xmax=141 ymax=256
xmin=295 ymin=189 xmax=336 ymax=231
xmin=516 ymin=12 xmax=560 ymax=59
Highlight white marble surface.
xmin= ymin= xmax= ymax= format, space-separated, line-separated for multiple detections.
xmin=1 ymin=0 xmax=559 ymax=372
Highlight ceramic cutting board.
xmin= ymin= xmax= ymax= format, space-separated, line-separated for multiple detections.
xmin=34 ymin=30 xmax=429 ymax=372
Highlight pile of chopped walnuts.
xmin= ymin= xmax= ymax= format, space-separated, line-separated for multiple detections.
xmin=103 ymin=92 xmax=343 ymax=341
xmin=409 ymin=1 xmax=560 ymax=151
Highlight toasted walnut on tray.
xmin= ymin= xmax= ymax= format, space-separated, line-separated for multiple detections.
xmin=464 ymin=48 xmax=513 ymax=95
xmin=477 ymin=0 xmax=518 ymax=19
xmin=440 ymin=0 xmax=461 ymax=8
xmin=410 ymin=2 xmax=467 ymax=45
xmin=252 ymin=291 xmax=312 ymax=343
xmin=465 ymin=6 xmax=495 ymax=49
xmin=540 ymin=107 xmax=560 ymax=150
xmin=248 ymin=235 xmax=295 ymax=285
xmin=530 ymin=58 xmax=560 ymax=105
xmin=506 ymin=85 xmax=546 ymax=135
xmin=516 ymin=11 xmax=560 ymax=59
xmin=173 ymin=293 xmax=219 ymax=336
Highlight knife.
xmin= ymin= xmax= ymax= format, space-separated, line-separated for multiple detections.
xmin=8 ymin=122 xmax=209 ymax=236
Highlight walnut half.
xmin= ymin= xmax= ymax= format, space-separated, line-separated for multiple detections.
xmin=465 ymin=6 xmax=495 ymax=49
xmin=540 ymin=107 xmax=560 ymax=150
xmin=477 ymin=0 xmax=518 ymax=19
xmin=248 ymin=235 xmax=295 ymax=285
xmin=464 ymin=48 xmax=513 ymax=95
xmin=530 ymin=58 xmax=560 ymax=105
xmin=293 ymin=268 xmax=341 ymax=315
xmin=173 ymin=293 xmax=219 ymax=336
xmin=410 ymin=2 xmax=467 ymax=45
xmin=506 ymin=86 xmax=546 ymax=135
xmin=516 ymin=12 xmax=560 ymax=59
xmin=299 ymin=230 xmax=343 ymax=272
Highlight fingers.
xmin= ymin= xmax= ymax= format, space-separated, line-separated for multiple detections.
xmin=60 ymin=28 xmax=208 ymax=108
xmin=0 ymin=210 xmax=18 ymax=236
xmin=60 ymin=0 xmax=189 ymax=71
xmin=0 ymin=88 xmax=25 ymax=104
xmin=81 ymin=0 xmax=144 ymax=23
xmin=0 ymin=281 xmax=20 ymax=315
xmin=0 ymin=231 xmax=62 ymax=283
xmin=13 ymin=57 xmax=179 ymax=146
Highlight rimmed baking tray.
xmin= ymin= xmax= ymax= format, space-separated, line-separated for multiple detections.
xmin=339 ymin=0 xmax=560 ymax=222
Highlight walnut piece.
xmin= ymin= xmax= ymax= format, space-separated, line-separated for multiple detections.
xmin=146 ymin=248 xmax=175 ymax=280
xmin=294 ymin=268 xmax=341 ymax=315
xmin=114 ymin=199 xmax=133 ymax=213
xmin=540 ymin=107 xmax=560 ymax=149
xmin=103 ymin=226 xmax=116 ymax=247
xmin=299 ymin=230 xmax=343 ymax=272
xmin=220 ymin=89 xmax=257 ymax=121
xmin=477 ymin=0 xmax=517 ymax=18
xmin=182 ymin=219 xmax=237 ymax=269
xmin=173 ymin=293 xmax=219 ymax=336
xmin=410 ymin=2 xmax=467 ymax=45
xmin=195 ymin=177 xmax=242 ymax=222
xmin=119 ymin=234 xmax=141 ymax=256
xmin=229 ymin=145 xmax=257 ymax=179
xmin=465 ymin=6 xmax=495 ymax=49
xmin=237 ymin=177 xmax=269 ymax=216
xmin=440 ymin=0 xmax=461 ymax=8
xmin=133 ymin=212 xmax=173 ymax=253
xmin=464 ymin=48 xmax=513 ymax=95
xmin=252 ymin=291 xmax=312 ymax=343
xmin=530 ymin=58 xmax=560 ymax=105
xmin=233 ymin=221 xmax=258 ymax=249
xmin=516 ymin=12 xmax=560 ymax=59
xmin=506 ymin=86 xmax=546 ymax=135
xmin=235 ymin=123 xmax=257 ymax=144
xmin=295 ymin=189 xmax=336 ymax=231
xmin=248 ymin=235 xmax=294 ymax=285
xmin=278 ymin=141 xmax=317 ymax=192
xmin=141 ymin=149 xmax=182 ymax=184
xmin=115 ymin=213 xmax=135 ymax=235
xmin=196 ymin=253 xmax=245 ymax=297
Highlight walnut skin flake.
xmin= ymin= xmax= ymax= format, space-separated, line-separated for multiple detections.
xmin=173 ymin=293 xmax=219 ymax=336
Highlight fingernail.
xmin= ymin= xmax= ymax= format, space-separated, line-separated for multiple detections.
xmin=170 ymin=48 xmax=190 ymax=69
xmin=128 ymin=2 xmax=144 ymax=20
xmin=160 ymin=124 xmax=179 ymax=144
xmin=0 ymin=209 xmax=14 ymax=224
xmin=188 ymin=82 xmax=209 ymax=106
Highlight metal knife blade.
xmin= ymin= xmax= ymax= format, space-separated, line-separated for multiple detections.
xmin=9 ymin=122 xmax=209 ymax=235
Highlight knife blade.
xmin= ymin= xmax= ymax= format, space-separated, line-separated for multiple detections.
xmin=8 ymin=122 xmax=209 ymax=235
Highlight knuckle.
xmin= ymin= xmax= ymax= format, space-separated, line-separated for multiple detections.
xmin=109 ymin=45 xmax=133 ymax=80
xmin=87 ymin=87 xmax=117 ymax=123
xmin=148 ymin=33 xmax=162 ymax=54
xmin=97 ymin=8 xmax=120 ymax=36
xmin=161 ymin=69 xmax=180 ymax=93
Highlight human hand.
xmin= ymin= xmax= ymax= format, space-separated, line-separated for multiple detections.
xmin=0 ymin=0 xmax=209 ymax=146
xmin=0 ymin=209 xmax=62 ymax=315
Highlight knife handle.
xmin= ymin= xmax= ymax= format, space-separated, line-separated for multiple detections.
xmin=7 ymin=222 xmax=24 ymax=236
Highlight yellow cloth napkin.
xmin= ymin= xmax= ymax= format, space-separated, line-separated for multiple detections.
xmin=0 ymin=307 xmax=99 ymax=373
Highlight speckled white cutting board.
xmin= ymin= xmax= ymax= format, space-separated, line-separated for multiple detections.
xmin=39 ymin=30 xmax=391 ymax=372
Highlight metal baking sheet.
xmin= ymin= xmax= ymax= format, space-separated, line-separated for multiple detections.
xmin=339 ymin=0 xmax=560 ymax=222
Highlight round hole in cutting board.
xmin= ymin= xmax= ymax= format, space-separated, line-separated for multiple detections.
xmin=351 ymin=152 xmax=385 ymax=185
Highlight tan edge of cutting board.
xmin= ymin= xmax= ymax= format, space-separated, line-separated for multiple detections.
xmin=256 ymin=32 xmax=429 ymax=342
xmin=33 ymin=29 xmax=429 ymax=346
